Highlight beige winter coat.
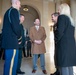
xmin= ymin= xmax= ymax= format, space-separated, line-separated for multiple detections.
xmin=29 ymin=26 xmax=46 ymax=54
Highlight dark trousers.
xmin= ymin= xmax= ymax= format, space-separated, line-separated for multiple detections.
xmin=27 ymin=46 xmax=31 ymax=57
xmin=0 ymin=50 xmax=3 ymax=58
xmin=54 ymin=43 xmax=60 ymax=75
xmin=17 ymin=49 xmax=22 ymax=72
xmin=22 ymin=47 xmax=26 ymax=57
xmin=0 ymin=48 xmax=5 ymax=59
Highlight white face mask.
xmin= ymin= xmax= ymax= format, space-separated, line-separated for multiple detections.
xmin=35 ymin=25 xmax=39 ymax=31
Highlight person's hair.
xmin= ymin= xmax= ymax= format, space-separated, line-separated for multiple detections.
xmin=59 ymin=3 xmax=74 ymax=26
xmin=11 ymin=0 xmax=19 ymax=4
xmin=20 ymin=14 xmax=25 ymax=17
xmin=34 ymin=18 xmax=39 ymax=21
xmin=34 ymin=18 xmax=40 ymax=23
xmin=51 ymin=12 xmax=59 ymax=17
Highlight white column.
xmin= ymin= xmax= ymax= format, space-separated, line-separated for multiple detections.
xmin=53 ymin=0 xmax=62 ymax=12
xmin=70 ymin=0 xmax=76 ymax=39
xmin=55 ymin=1 xmax=61 ymax=12
xmin=43 ymin=1 xmax=51 ymax=53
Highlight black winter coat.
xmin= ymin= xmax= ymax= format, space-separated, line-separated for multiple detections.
xmin=55 ymin=15 xmax=76 ymax=67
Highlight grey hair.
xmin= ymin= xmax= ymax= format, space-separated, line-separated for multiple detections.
xmin=51 ymin=12 xmax=59 ymax=17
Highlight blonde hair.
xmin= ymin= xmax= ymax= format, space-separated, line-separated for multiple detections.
xmin=59 ymin=3 xmax=74 ymax=26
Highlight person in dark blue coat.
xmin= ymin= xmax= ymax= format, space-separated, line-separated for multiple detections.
xmin=50 ymin=12 xmax=60 ymax=75
xmin=1 ymin=0 xmax=21 ymax=75
xmin=55 ymin=3 xmax=76 ymax=75
xmin=16 ymin=14 xmax=25 ymax=74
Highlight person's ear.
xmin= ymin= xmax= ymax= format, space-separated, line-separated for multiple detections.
xmin=34 ymin=22 xmax=35 ymax=24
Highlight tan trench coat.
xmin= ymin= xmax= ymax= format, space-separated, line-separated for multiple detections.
xmin=29 ymin=26 xmax=46 ymax=54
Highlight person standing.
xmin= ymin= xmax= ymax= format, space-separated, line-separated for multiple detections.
xmin=1 ymin=0 xmax=21 ymax=75
xmin=50 ymin=12 xmax=60 ymax=75
xmin=56 ymin=3 xmax=76 ymax=75
xmin=16 ymin=14 xmax=25 ymax=74
xmin=29 ymin=18 xmax=47 ymax=74
xmin=25 ymin=34 xmax=32 ymax=57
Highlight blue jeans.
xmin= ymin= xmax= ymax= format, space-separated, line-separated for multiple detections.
xmin=3 ymin=49 xmax=19 ymax=75
xmin=33 ymin=54 xmax=45 ymax=70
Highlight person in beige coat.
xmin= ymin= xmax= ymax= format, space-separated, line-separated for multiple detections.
xmin=29 ymin=18 xmax=47 ymax=74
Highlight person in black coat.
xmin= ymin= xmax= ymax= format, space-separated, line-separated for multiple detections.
xmin=55 ymin=3 xmax=76 ymax=75
xmin=25 ymin=34 xmax=32 ymax=57
xmin=1 ymin=0 xmax=21 ymax=75
xmin=50 ymin=12 xmax=60 ymax=75
xmin=16 ymin=14 xmax=25 ymax=74
xmin=0 ymin=33 xmax=5 ymax=60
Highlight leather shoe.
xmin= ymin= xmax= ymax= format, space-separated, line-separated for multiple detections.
xmin=42 ymin=70 xmax=47 ymax=74
xmin=17 ymin=71 xmax=25 ymax=74
xmin=32 ymin=69 xmax=36 ymax=73
xmin=50 ymin=71 xmax=60 ymax=75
